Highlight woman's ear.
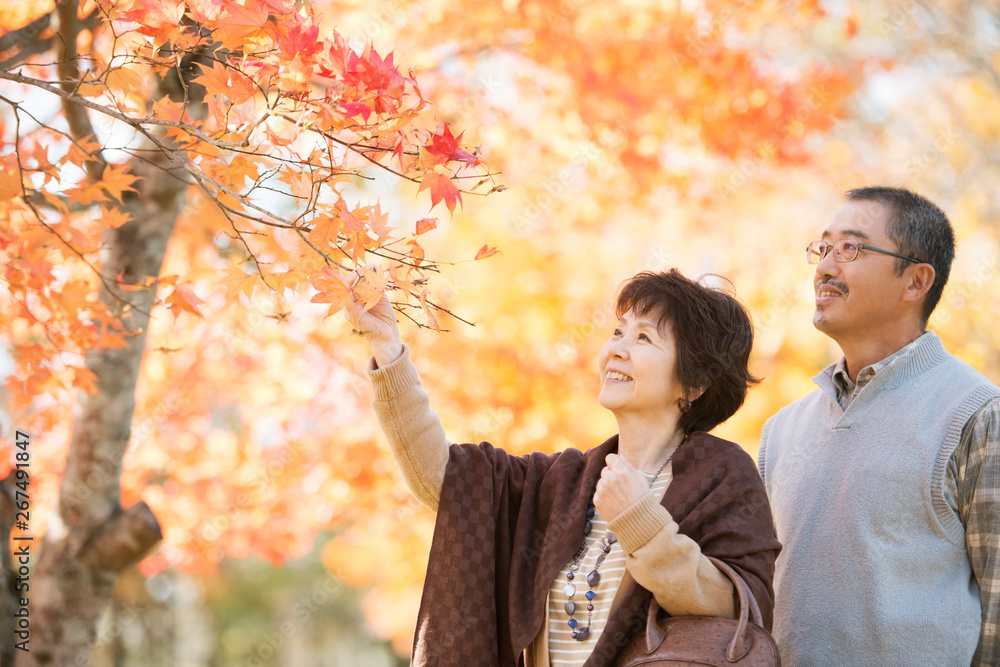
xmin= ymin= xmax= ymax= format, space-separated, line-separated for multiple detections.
xmin=687 ymin=384 xmax=707 ymax=402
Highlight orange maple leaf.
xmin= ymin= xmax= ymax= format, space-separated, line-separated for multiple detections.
xmin=66 ymin=183 xmax=109 ymax=207
xmin=388 ymin=264 xmax=421 ymax=296
xmin=415 ymin=217 xmax=438 ymax=235
xmin=366 ymin=202 xmax=392 ymax=242
xmin=101 ymin=163 xmax=140 ymax=203
xmin=194 ymin=60 xmax=256 ymax=104
xmin=72 ymin=367 xmax=100 ymax=394
xmin=186 ymin=0 xmax=224 ymax=24
xmin=341 ymin=232 xmax=370 ymax=263
xmin=405 ymin=239 xmax=425 ymax=266
xmin=222 ymin=266 xmax=259 ymax=299
xmin=107 ymin=66 xmax=146 ymax=96
xmin=164 ymin=284 xmax=204 ymax=321
xmin=417 ymin=172 xmax=462 ymax=214
xmin=118 ymin=0 xmax=185 ymax=47
xmin=307 ymin=214 xmax=345 ymax=249
xmin=0 ymin=154 xmax=22 ymax=202
xmin=217 ymin=1 xmax=271 ymax=52
xmin=269 ymin=269 xmax=307 ymax=294
xmin=63 ymin=134 xmax=103 ymax=170
xmin=418 ymin=289 xmax=440 ymax=331
xmin=309 ymin=266 xmax=354 ymax=317
xmin=353 ymin=266 xmax=388 ymax=314
xmin=97 ymin=205 xmax=132 ymax=229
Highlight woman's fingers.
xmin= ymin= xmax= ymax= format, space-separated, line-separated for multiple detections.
xmin=594 ymin=454 xmax=649 ymax=521
xmin=345 ymin=292 xmax=404 ymax=366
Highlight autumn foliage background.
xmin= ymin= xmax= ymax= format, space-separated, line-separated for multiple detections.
xmin=1 ymin=0 xmax=1000 ymax=663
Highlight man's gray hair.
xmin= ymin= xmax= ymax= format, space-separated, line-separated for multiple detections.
xmin=845 ymin=186 xmax=955 ymax=324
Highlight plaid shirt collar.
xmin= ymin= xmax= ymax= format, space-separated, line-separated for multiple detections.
xmin=831 ymin=331 xmax=933 ymax=410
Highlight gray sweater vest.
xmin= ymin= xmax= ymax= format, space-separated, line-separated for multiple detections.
xmin=759 ymin=333 xmax=1000 ymax=667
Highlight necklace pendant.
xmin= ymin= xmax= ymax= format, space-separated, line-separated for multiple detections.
xmin=575 ymin=626 xmax=590 ymax=641
xmin=587 ymin=569 xmax=601 ymax=587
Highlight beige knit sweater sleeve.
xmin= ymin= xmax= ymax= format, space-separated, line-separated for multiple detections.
xmin=610 ymin=493 xmax=736 ymax=618
xmin=367 ymin=345 xmax=449 ymax=511
xmin=367 ymin=345 xmax=735 ymax=623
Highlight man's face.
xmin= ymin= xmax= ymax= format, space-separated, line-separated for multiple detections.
xmin=813 ymin=200 xmax=911 ymax=340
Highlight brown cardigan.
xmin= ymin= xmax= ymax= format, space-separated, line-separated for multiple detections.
xmin=411 ymin=431 xmax=781 ymax=666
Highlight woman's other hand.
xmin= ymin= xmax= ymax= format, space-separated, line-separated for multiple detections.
xmin=345 ymin=291 xmax=404 ymax=368
xmin=594 ymin=453 xmax=650 ymax=521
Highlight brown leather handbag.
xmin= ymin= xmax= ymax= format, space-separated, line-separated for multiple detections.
xmin=615 ymin=557 xmax=780 ymax=666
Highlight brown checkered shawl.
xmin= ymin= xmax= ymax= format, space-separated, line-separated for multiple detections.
xmin=412 ymin=431 xmax=780 ymax=667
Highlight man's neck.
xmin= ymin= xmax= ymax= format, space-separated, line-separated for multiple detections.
xmin=836 ymin=328 xmax=926 ymax=382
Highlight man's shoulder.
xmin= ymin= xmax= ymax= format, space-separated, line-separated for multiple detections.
xmin=934 ymin=350 xmax=1000 ymax=390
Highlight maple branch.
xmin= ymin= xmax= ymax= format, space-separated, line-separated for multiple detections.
xmin=55 ymin=0 xmax=106 ymax=182
xmin=391 ymin=301 xmax=440 ymax=330
xmin=421 ymin=296 xmax=476 ymax=328
xmin=273 ymin=112 xmax=500 ymax=198
xmin=0 ymin=11 xmax=54 ymax=70
xmin=0 ymin=93 xmax=103 ymax=171
xmin=78 ymin=502 xmax=162 ymax=573
xmin=273 ymin=112 xmax=423 ymax=184
xmin=366 ymin=247 xmax=442 ymax=271
xmin=218 ymin=209 xmax=278 ymax=291
xmin=137 ymin=117 xmax=252 ymax=148
xmin=293 ymin=224 xmax=353 ymax=271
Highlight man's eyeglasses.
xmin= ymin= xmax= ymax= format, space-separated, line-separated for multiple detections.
xmin=805 ymin=239 xmax=924 ymax=265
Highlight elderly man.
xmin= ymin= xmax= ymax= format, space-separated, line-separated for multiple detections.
xmin=759 ymin=186 xmax=1000 ymax=666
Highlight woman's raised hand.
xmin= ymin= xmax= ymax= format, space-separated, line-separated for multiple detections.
xmin=345 ymin=291 xmax=404 ymax=367
xmin=594 ymin=454 xmax=650 ymax=521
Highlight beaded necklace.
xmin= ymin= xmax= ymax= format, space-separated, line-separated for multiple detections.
xmin=563 ymin=436 xmax=688 ymax=641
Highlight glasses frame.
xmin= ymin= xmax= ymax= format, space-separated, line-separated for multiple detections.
xmin=806 ymin=239 xmax=924 ymax=265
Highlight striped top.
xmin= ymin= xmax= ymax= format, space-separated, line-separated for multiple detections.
xmin=547 ymin=470 xmax=672 ymax=666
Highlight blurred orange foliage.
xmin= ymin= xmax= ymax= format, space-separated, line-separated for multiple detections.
xmin=3 ymin=0 xmax=1000 ymax=659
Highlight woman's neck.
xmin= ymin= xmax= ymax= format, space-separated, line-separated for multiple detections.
xmin=614 ymin=412 xmax=686 ymax=472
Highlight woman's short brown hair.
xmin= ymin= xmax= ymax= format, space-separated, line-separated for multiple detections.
xmin=615 ymin=269 xmax=760 ymax=434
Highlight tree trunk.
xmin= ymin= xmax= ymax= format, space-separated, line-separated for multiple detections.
xmin=3 ymin=5 xmax=203 ymax=663
xmin=24 ymin=154 xmax=184 ymax=664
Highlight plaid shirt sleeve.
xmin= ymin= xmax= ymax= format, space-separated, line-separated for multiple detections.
xmin=951 ymin=398 xmax=1000 ymax=667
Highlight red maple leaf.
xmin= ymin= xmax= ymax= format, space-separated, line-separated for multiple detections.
xmin=424 ymin=123 xmax=461 ymax=159
xmin=278 ymin=22 xmax=322 ymax=61
xmin=341 ymin=102 xmax=372 ymax=122
xmin=475 ymin=244 xmax=499 ymax=260
xmin=424 ymin=123 xmax=479 ymax=167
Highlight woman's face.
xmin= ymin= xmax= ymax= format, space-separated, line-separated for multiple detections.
xmin=597 ymin=308 xmax=684 ymax=419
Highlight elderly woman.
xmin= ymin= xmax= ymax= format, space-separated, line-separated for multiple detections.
xmin=348 ymin=269 xmax=780 ymax=667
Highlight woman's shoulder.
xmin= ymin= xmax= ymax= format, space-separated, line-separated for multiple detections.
xmin=675 ymin=431 xmax=760 ymax=474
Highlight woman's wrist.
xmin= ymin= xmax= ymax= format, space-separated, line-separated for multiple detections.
xmin=371 ymin=338 xmax=404 ymax=368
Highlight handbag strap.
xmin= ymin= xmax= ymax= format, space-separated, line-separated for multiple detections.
xmin=643 ymin=557 xmax=763 ymax=661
